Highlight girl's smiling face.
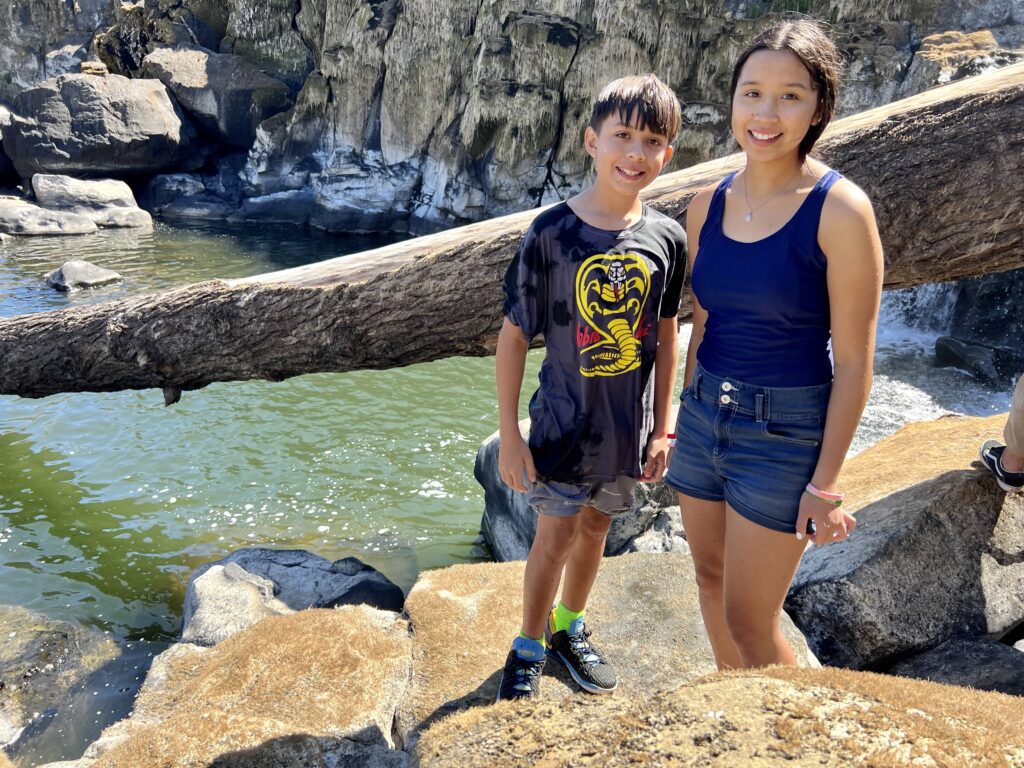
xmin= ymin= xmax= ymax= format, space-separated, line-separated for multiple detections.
xmin=731 ymin=49 xmax=821 ymax=162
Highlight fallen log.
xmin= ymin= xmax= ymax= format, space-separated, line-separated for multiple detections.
xmin=2 ymin=62 xmax=1023 ymax=401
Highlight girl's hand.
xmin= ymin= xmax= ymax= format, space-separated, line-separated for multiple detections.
xmin=795 ymin=492 xmax=855 ymax=545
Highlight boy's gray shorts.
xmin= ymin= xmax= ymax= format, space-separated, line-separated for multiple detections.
xmin=524 ymin=473 xmax=638 ymax=517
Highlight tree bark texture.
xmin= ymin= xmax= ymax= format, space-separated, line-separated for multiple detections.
xmin=2 ymin=63 xmax=1023 ymax=400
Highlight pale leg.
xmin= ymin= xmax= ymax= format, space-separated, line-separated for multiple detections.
xmin=678 ymin=493 xmax=743 ymax=670
xmin=722 ymin=504 xmax=807 ymax=668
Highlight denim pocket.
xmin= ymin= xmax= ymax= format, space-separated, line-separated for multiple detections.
xmin=760 ymin=416 xmax=821 ymax=447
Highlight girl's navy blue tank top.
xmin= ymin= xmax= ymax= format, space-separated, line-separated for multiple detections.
xmin=692 ymin=169 xmax=841 ymax=387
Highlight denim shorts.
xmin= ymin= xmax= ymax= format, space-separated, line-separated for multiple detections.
xmin=664 ymin=363 xmax=831 ymax=533
xmin=524 ymin=473 xmax=638 ymax=517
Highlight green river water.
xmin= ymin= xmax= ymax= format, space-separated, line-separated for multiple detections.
xmin=0 ymin=223 xmax=537 ymax=643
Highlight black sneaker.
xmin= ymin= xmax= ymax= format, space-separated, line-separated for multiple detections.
xmin=495 ymin=643 xmax=545 ymax=702
xmin=980 ymin=440 xmax=1024 ymax=493
xmin=544 ymin=611 xmax=618 ymax=694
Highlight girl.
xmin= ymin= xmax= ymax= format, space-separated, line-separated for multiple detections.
xmin=664 ymin=20 xmax=884 ymax=669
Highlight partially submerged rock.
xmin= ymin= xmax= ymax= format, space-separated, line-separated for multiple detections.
xmin=0 ymin=199 xmax=97 ymax=236
xmin=45 ymin=261 xmax=123 ymax=292
xmin=179 ymin=563 xmax=292 ymax=647
xmin=57 ymin=608 xmax=411 ymax=768
xmin=180 ymin=548 xmax=404 ymax=645
xmin=787 ymin=414 xmax=1024 ymax=669
xmin=0 ymin=605 xmax=119 ymax=750
xmin=935 ymin=334 xmax=1021 ymax=387
xmin=32 ymin=175 xmax=152 ymax=229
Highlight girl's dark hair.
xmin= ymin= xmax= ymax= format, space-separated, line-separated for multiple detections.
xmin=729 ymin=20 xmax=842 ymax=159
xmin=589 ymin=74 xmax=682 ymax=141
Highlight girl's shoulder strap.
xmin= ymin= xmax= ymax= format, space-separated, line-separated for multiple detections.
xmin=700 ymin=172 xmax=738 ymax=244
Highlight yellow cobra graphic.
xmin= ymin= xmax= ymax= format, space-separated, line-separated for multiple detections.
xmin=575 ymin=253 xmax=651 ymax=377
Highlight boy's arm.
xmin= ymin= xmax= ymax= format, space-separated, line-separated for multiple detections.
xmin=496 ymin=317 xmax=537 ymax=493
xmin=640 ymin=316 xmax=679 ymax=482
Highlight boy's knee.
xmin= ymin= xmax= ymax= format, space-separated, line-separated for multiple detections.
xmin=532 ymin=516 xmax=579 ymax=557
xmin=578 ymin=507 xmax=613 ymax=538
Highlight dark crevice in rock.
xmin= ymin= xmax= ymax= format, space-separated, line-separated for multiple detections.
xmin=539 ymin=20 xmax=584 ymax=208
xmin=360 ymin=2 xmax=402 ymax=158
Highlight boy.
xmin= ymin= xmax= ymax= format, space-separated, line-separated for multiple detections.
xmin=495 ymin=74 xmax=686 ymax=701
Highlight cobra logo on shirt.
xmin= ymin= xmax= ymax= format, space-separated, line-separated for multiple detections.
xmin=574 ymin=253 xmax=651 ymax=377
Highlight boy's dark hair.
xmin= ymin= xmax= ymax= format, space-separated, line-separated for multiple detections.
xmin=589 ymin=74 xmax=682 ymax=142
xmin=729 ymin=20 xmax=842 ymax=159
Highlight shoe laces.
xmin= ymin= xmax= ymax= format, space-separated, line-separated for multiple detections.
xmin=567 ymin=626 xmax=602 ymax=666
xmin=514 ymin=656 xmax=545 ymax=680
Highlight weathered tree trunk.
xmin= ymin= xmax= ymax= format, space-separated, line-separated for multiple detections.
xmin=2 ymin=63 xmax=1023 ymax=401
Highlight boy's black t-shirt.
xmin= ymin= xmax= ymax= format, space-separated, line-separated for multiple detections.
xmin=502 ymin=201 xmax=687 ymax=483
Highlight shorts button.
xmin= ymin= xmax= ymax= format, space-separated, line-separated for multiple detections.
xmin=720 ymin=394 xmax=732 ymax=404
xmin=721 ymin=382 xmax=733 ymax=392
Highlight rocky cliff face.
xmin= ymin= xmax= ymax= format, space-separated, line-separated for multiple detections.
xmin=0 ymin=0 xmax=115 ymax=103
xmin=231 ymin=0 xmax=1024 ymax=230
xmin=2 ymin=0 xmax=1023 ymax=231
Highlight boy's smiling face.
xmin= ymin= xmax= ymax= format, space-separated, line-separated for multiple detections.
xmin=585 ymin=108 xmax=674 ymax=199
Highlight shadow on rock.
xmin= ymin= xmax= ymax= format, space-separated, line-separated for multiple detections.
xmin=207 ymin=726 xmax=407 ymax=767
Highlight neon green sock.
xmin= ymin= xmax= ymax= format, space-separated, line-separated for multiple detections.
xmin=552 ymin=602 xmax=585 ymax=634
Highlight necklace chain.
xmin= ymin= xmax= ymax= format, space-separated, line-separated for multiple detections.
xmin=741 ymin=166 xmax=806 ymax=223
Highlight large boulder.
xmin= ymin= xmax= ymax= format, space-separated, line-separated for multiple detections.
xmin=141 ymin=46 xmax=292 ymax=148
xmin=947 ymin=265 xmax=1024 ymax=351
xmin=899 ymin=30 xmax=1024 ymax=98
xmin=413 ymin=666 xmax=1024 ymax=767
xmin=4 ymin=74 xmax=198 ymax=178
xmin=786 ymin=414 xmax=1024 ymax=669
xmin=889 ymin=636 xmax=1024 ymax=696
xmin=935 ymin=334 xmax=1023 ymax=387
xmin=623 ymin=504 xmax=690 ymax=555
xmin=32 ymin=175 xmax=153 ymax=229
xmin=178 ymin=563 xmax=292 ymax=647
xmin=47 ymin=608 xmax=412 ymax=768
xmin=0 ymin=605 xmax=119 ymax=750
xmin=181 ymin=548 xmax=405 ymax=646
xmin=394 ymin=553 xmax=816 ymax=750
xmin=475 ymin=422 xmax=676 ymax=561
xmin=0 ymin=198 xmax=97 ymax=236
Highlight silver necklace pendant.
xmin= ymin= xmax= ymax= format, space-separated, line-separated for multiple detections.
xmin=745 ymin=210 xmax=753 ymax=223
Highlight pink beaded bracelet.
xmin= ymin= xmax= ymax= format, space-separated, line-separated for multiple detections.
xmin=804 ymin=482 xmax=844 ymax=506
